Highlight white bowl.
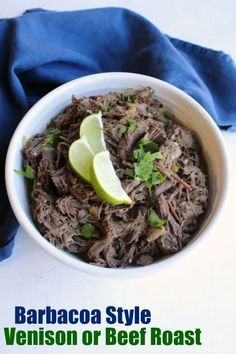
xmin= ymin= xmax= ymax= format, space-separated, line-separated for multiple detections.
xmin=5 ymin=72 xmax=229 ymax=276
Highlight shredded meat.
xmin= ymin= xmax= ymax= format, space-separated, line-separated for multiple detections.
xmin=23 ymin=87 xmax=208 ymax=268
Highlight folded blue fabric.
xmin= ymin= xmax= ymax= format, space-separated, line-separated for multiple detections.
xmin=0 ymin=7 xmax=235 ymax=261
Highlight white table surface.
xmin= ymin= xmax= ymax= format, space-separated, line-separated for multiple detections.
xmin=0 ymin=1 xmax=236 ymax=354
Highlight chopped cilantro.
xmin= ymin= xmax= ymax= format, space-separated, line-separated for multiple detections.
xmin=42 ymin=130 xmax=62 ymax=148
xmin=119 ymin=125 xmax=127 ymax=135
xmin=148 ymin=209 xmax=166 ymax=228
xmin=120 ymin=93 xmax=138 ymax=103
xmin=134 ymin=151 xmax=165 ymax=194
xmin=133 ymin=138 xmax=165 ymax=195
xmin=118 ymin=117 xmax=137 ymax=135
xmin=133 ymin=138 xmax=163 ymax=164
xmin=14 ymin=165 xmax=36 ymax=180
xmin=133 ymin=138 xmax=160 ymax=161
xmin=133 ymin=147 xmax=145 ymax=161
xmin=150 ymin=170 xmax=165 ymax=185
xmin=126 ymin=117 xmax=137 ymax=133
xmin=120 ymin=136 xmax=165 ymax=194
xmin=134 ymin=152 xmax=156 ymax=182
xmin=81 ymin=223 xmax=95 ymax=239
xmin=141 ymin=138 xmax=159 ymax=153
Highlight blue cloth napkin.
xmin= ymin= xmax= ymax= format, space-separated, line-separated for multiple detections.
xmin=0 ymin=7 xmax=236 ymax=261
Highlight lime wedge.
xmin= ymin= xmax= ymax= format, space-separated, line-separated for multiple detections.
xmin=68 ymin=137 xmax=94 ymax=182
xmin=91 ymin=151 xmax=132 ymax=205
xmin=80 ymin=111 xmax=106 ymax=154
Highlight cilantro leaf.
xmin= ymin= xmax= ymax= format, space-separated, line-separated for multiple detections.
xmin=133 ymin=147 xmax=145 ymax=161
xmin=150 ymin=151 xmax=164 ymax=160
xmin=133 ymin=138 xmax=161 ymax=162
xmin=142 ymin=139 xmax=159 ymax=153
xmin=119 ymin=117 xmax=137 ymax=136
xmin=139 ymin=137 xmax=160 ymax=153
xmin=134 ymin=152 xmax=155 ymax=182
xmin=133 ymin=138 xmax=165 ymax=195
xmin=134 ymin=151 xmax=164 ymax=181
xmin=150 ymin=170 xmax=165 ymax=185
xmin=148 ymin=209 xmax=166 ymax=228
xmin=120 ymin=93 xmax=138 ymax=103
xmin=120 ymin=136 xmax=165 ymax=195
xmin=119 ymin=125 xmax=127 ymax=135
xmin=127 ymin=118 xmax=137 ymax=133
xmin=14 ymin=165 xmax=36 ymax=180
xmin=42 ymin=130 xmax=62 ymax=148
xmin=81 ymin=223 xmax=95 ymax=239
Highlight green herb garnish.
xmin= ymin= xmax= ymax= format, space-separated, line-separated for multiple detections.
xmin=141 ymin=138 xmax=159 ymax=152
xmin=133 ymin=138 xmax=160 ymax=160
xmin=134 ymin=151 xmax=165 ymax=193
xmin=120 ymin=93 xmax=138 ymax=104
xmin=150 ymin=170 xmax=165 ymax=185
xmin=42 ymin=130 xmax=62 ymax=148
xmin=14 ymin=165 xmax=36 ymax=180
xmin=148 ymin=209 xmax=166 ymax=228
xmin=133 ymin=138 xmax=165 ymax=194
xmin=126 ymin=117 xmax=137 ymax=133
xmin=119 ymin=116 xmax=137 ymax=135
xmin=121 ymin=137 xmax=165 ymax=193
xmin=81 ymin=223 xmax=95 ymax=239
xmin=119 ymin=125 xmax=127 ymax=135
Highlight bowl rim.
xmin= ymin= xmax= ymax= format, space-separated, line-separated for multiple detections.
xmin=5 ymin=72 xmax=229 ymax=277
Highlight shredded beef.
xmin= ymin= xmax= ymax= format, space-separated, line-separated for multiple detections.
xmin=23 ymin=87 xmax=208 ymax=268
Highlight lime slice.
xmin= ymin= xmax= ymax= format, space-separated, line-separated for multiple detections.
xmin=80 ymin=111 xmax=106 ymax=154
xmin=68 ymin=137 xmax=94 ymax=182
xmin=91 ymin=151 xmax=132 ymax=205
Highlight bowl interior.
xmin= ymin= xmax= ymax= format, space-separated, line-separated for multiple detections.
xmin=5 ymin=73 xmax=228 ymax=276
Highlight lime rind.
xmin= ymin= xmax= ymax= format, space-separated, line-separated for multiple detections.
xmin=91 ymin=151 xmax=132 ymax=205
xmin=80 ymin=111 xmax=106 ymax=154
xmin=68 ymin=136 xmax=94 ymax=182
